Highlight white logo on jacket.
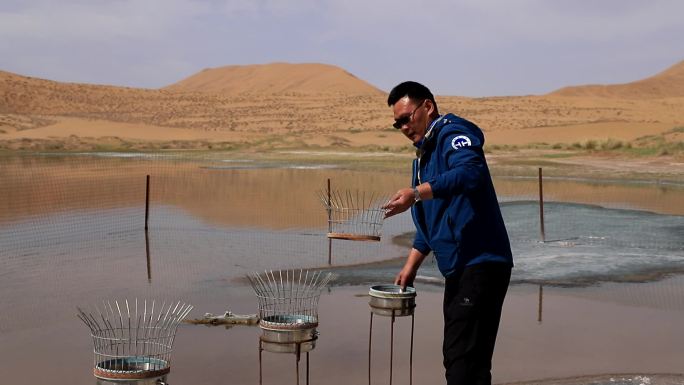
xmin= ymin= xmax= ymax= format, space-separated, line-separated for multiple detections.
xmin=451 ymin=135 xmax=472 ymax=150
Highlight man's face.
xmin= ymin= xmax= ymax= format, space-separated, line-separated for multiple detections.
xmin=392 ymin=96 xmax=429 ymax=145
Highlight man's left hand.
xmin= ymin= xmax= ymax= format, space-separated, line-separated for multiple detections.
xmin=382 ymin=188 xmax=415 ymax=218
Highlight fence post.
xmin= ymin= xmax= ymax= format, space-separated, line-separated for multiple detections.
xmin=145 ymin=175 xmax=150 ymax=231
xmin=145 ymin=228 xmax=152 ymax=282
xmin=327 ymin=178 xmax=332 ymax=265
xmin=537 ymin=284 xmax=543 ymax=323
xmin=538 ymin=167 xmax=545 ymax=243
xmin=145 ymin=174 xmax=151 ymax=281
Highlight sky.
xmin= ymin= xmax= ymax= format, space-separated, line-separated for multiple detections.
xmin=0 ymin=0 xmax=682 ymax=97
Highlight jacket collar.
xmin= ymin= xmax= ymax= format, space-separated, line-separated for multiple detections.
xmin=415 ymin=114 xmax=445 ymax=157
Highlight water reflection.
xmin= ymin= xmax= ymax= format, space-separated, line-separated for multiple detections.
xmin=494 ymin=177 xmax=684 ymax=216
xmin=1 ymin=154 xmax=683 ymax=385
xmin=0 ymin=155 xmax=407 ymax=228
xmin=2 ymin=155 xmax=682 ymax=232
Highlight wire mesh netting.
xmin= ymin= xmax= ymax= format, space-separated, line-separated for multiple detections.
xmin=0 ymin=153 xmax=683 ymax=331
xmin=1 ymin=152 xmax=684 ymax=385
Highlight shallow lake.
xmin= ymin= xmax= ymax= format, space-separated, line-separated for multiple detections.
xmin=1 ymin=153 xmax=683 ymax=384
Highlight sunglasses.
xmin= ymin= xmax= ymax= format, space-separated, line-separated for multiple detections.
xmin=393 ymin=100 xmax=426 ymax=129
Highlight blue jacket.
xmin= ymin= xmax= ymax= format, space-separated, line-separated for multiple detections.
xmin=411 ymin=113 xmax=513 ymax=277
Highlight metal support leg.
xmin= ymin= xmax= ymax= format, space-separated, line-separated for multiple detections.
xmin=369 ymin=310 xmax=413 ymax=385
xmin=390 ymin=311 xmax=395 ymax=385
xmin=259 ymin=340 xmax=263 ymax=385
xmin=296 ymin=343 xmax=301 ymax=385
xmin=368 ymin=312 xmax=373 ymax=385
xmin=410 ymin=313 xmax=414 ymax=385
xmin=260 ymin=338 xmax=315 ymax=385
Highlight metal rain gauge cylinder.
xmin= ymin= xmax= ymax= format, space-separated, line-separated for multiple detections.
xmin=368 ymin=285 xmax=416 ymax=385
xmin=77 ymin=299 xmax=193 ymax=385
xmin=248 ymin=269 xmax=335 ymax=385
xmin=318 ymin=188 xmax=388 ymax=242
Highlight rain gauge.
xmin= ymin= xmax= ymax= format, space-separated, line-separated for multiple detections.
xmin=77 ymin=299 xmax=193 ymax=385
xmin=248 ymin=269 xmax=335 ymax=385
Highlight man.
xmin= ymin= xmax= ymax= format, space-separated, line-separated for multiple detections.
xmin=383 ymin=81 xmax=513 ymax=385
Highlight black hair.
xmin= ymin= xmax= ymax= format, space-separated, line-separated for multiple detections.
xmin=387 ymin=81 xmax=438 ymax=114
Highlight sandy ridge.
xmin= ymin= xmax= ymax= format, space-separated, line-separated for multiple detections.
xmin=1 ymin=62 xmax=683 ymax=150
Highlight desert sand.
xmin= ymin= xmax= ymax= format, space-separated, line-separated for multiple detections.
xmin=1 ymin=61 xmax=683 ymax=385
xmin=1 ymin=61 xmax=682 ymax=156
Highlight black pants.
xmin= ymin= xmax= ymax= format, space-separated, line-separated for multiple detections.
xmin=443 ymin=262 xmax=511 ymax=385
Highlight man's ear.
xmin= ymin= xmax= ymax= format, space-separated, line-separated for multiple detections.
xmin=425 ymin=99 xmax=435 ymax=115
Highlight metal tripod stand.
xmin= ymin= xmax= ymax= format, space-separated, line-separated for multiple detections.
xmin=368 ymin=305 xmax=415 ymax=385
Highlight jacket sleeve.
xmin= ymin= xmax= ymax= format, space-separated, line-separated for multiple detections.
xmin=425 ymin=124 xmax=487 ymax=198
xmin=410 ymin=158 xmax=432 ymax=255
xmin=412 ymin=228 xmax=431 ymax=255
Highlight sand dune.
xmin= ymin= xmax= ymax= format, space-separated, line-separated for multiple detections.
xmin=550 ymin=60 xmax=684 ymax=99
xmin=165 ymin=62 xmax=383 ymax=95
xmin=1 ymin=62 xmax=683 ymax=151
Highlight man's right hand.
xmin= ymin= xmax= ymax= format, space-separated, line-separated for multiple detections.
xmin=394 ymin=265 xmax=418 ymax=290
xmin=394 ymin=256 xmax=423 ymax=290
xmin=394 ymin=248 xmax=427 ymax=290
xmin=382 ymin=188 xmax=414 ymax=219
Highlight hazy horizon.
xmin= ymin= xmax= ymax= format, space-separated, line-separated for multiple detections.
xmin=1 ymin=0 xmax=683 ymax=97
